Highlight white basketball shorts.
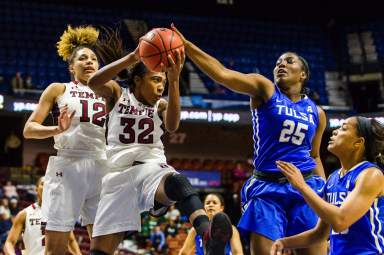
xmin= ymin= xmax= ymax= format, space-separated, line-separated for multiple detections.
xmin=92 ymin=162 xmax=176 ymax=237
xmin=42 ymin=156 xmax=107 ymax=232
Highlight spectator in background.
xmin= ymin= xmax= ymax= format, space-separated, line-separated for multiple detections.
xmin=0 ymin=207 xmax=12 ymax=246
xmin=24 ymin=74 xmax=33 ymax=90
xmin=4 ymin=131 xmax=22 ymax=167
xmin=3 ymin=181 xmax=18 ymax=200
xmin=232 ymin=162 xmax=248 ymax=194
xmin=165 ymin=204 xmax=180 ymax=222
xmin=150 ymin=226 xmax=166 ymax=254
xmin=164 ymin=220 xmax=178 ymax=238
xmin=11 ymin=72 xmax=24 ymax=94
xmin=8 ymin=198 xmax=19 ymax=217
xmin=0 ymin=199 xmax=11 ymax=221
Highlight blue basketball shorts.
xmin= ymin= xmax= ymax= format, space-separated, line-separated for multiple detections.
xmin=238 ymin=175 xmax=325 ymax=241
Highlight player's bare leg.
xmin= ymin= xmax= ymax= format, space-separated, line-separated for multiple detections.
xmin=45 ymin=231 xmax=70 ymax=255
xmin=250 ymin=233 xmax=274 ymax=255
xmin=90 ymin=232 xmax=125 ymax=255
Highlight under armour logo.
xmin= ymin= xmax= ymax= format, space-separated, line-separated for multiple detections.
xmin=56 ymin=172 xmax=63 ymax=177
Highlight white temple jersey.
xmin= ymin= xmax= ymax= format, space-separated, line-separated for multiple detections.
xmin=23 ymin=203 xmax=44 ymax=255
xmin=53 ymin=82 xmax=106 ymax=159
xmin=106 ymin=87 xmax=166 ymax=169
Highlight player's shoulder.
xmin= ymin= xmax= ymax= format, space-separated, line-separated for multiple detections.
xmin=358 ymin=166 xmax=384 ymax=181
xmin=13 ymin=208 xmax=27 ymax=224
xmin=47 ymin=82 xmax=66 ymax=89
xmin=355 ymin=166 xmax=384 ymax=192
xmin=44 ymin=82 xmax=66 ymax=96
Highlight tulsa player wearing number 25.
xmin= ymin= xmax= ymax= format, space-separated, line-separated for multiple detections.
xmin=3 ymin=177 xmax=81 ymax=255
xmin=272 ymin=117 xmax=384 ymax=255
xmin=87 ymin=29 xmax=232 ymax=255
xmin=172 ymin=25 xmax=327 ymax=255
xmin=23 ymin=26 xmax=107 ymax=255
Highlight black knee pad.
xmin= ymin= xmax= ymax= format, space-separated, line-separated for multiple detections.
xmin=164 ymin=173 xmax=196 ymax=201
xmin=149 ymin=200 xmax=169 ymax=218
xmin=164 ymin=174 xmax=204 ymax=217
xmin=90 ymin=250 xmax=109 ymax=255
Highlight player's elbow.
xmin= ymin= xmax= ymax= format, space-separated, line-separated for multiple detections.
xmin=23 ymin=124 xmax=33 ymax=139
xmin=166 ymin=123 xmax=179 ymax=133
xmin=332 ymin=217 xmax=349 ymax=233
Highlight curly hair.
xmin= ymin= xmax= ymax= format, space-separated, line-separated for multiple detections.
xmin=57 ymin=25 xmax=99 ymax=63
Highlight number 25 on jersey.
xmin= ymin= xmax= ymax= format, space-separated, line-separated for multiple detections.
xmin=279 ymin=119 xmax=308 ymax=145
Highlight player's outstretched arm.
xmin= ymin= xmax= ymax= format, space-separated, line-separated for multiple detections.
xmin=67 ymin=231 xmax=82 ymax=255
xmin=171 ymin=24 xmax=274 ymax=102
xmin=3 ymin=210 xmax=26 ymax=255
xmin=271 ymin=219 xmax=330 ymax=254
xmin=23 ymin=83 xmax=74 ymax=139
xmin=87 ymin=48 xmax=140 ymax=99
xmin=160 ymin=49 xmax=185 ymax=132
xmin=178 ymin=228 xmax=197 ymax=255
xmin=277 ymin=161 xmax=384 ymax=232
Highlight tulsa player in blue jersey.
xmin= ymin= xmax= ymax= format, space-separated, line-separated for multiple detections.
xmin=172 ymin=25 xmax=327 ymax=255
xmin=179 ymin=193 xmax=244 ymax=255
xmin=272 ymin=117 xmax=384 ymax=255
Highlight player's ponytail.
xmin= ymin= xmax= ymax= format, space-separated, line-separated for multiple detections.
xmin=94 ymin=26 xmax=132 ymax=80
xmin=298 ymin=55 xmax=310 ymax=95
xmin=375 ymin=153 xmax=384 ymax=170
xmin=356 ymin=117 xmax=384 ymax=168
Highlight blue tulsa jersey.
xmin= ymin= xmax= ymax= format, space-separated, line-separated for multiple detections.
xmin=195 ymin=235 xmax=232 ymax=255
xmin=252 ymin=85 xmax=319 ymax=173
xmin=325 ymin=161 xmax=384 ymax=255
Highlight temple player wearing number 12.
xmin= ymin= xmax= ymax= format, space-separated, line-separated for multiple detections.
xmin=173 ymin=24 xmax=327 ymax=255
xmin=23 ymin=25 xmax=108 ymax=255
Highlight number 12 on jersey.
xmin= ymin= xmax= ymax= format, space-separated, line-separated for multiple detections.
xmin=279 ymin=119 xmax=308 ymax=145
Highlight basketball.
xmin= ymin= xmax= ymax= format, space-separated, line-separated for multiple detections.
xmin=139 ymin=28 xmax=184 ymax=72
